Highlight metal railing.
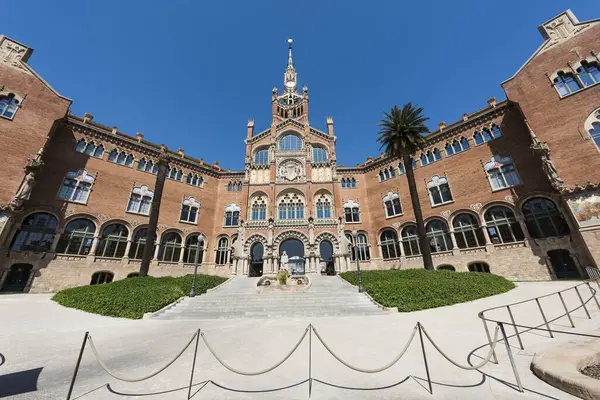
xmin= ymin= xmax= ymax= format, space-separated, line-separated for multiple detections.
xmin=66 ymin=280 xmax=600 ymax=399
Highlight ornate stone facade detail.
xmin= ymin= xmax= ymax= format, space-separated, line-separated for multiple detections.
xmin=277 ymin=159 xmax=305 ymax=183
xmin=97 ymin=214 xmax=112 ymax=223
xmin=504 ymin=195 xmax=515 ymax=204
xmin=440 ymin=210 xmax=452 ymax=219
xmin=469 ymin=203 xmax=483 ymax=212
xmin=0 ymin=37 xmax=31 ymax=73
xmin=539 ymin=11 xmax=593 ymax=52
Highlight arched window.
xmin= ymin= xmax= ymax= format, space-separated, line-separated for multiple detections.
xmin=227 ymin=181 xmax=242 ymax=192
xmin=427 ymin=176 xmax=453 ymax=206
xmin=186 ymin=173 xmax=203 ymax=187
xmin=446 ymin=137 xmax=470 ymax=156
xmin=129 ymin=228 xmax=148 ymax=260
xmin=398 ymin=163 xmax=405 ymax=174
xmin=108 ymin=150 xmax=134 ymax=167
xmin=585 ymin=108 xmax=600 ymax=150
xmin=341 ymin=178 xmax=347 ymax=188
xmin=468 ymin=262 xmax=490 ymax=273
xmin=11 ymin=212 xmax=58 ymax=252
xmin=167 ymin=167 xmax=183 ymax=181
xmin=452 ymin=213 xmax=485 ymax=248
xmin=491 ymin=124 xmax=502 ymax=138
xmin=255 ymin=149 xmax=269 ymax=165
xmin=401 ymin=225 xmax=420 ymax=256
xmin=344 ymin=200 xmax=360 ymax=223
xmin=522 ymin=197 xmax=570 ymax=238
xmin=554 ymin=72 xmax=582 ymax=97
xmin=278 ymin=193 xmax=304 ymax=220
xmin=137 ymin=158 xmax=158 ymax=174
xmin=56 ymin=218 xmax=96 ymax=255
xmin=313 ymin=147 xmax=328 ymax=163
xmin=438 ymin=265 xmax=456 ymax=271
xmin=127 ymin=185 xmax=153 ymax=215
xmin=346 ymin=233 xmax=370 ymax=261
xmin=351 ymin=178 xmax=357 ymax=188
xmin=127 ymin=272 xmax=140 ymax=278
xmin=379 ymin=171 xmax=385 ymax=181
xmin=426 ymin=220 xmax=451 ymax=253
xmin=224 ymin=203 xmax=241 ymax=226
xmin=577 ymin=61 xmax=600 ymax=86
xmin=57 ymin=169 xmax=95 ymax=204
xmin=279 ymin=134 xmax=302 ymax=151
xmin=158 ymin=232 xmax=182 ymax=262
xmin=90 ymin=271 xmax=113 ymax=285
xmin=75 ymin=139 xmax=87 ymax=153
xmin=380 ymin=230 xmax=400 ymax=260
xmin=215 ymin=237 xmax=229 ymax=265
xmin=483 ymin=155 xmax=520 ymax=191
xmin=0 ymin=94 xmax=19 ymax=119
xmin=383 ymin=192 xmax=402 ymax=217
xmin=184 ymin=234 xmax=204 ymax=264
xmin=484 ymin=206 xmax=524 ymax=244
xmin=251 ymin=196 xmax=267 ymax=220
xmin=315 ymin=194 xmax=332 ymax=219
xmin=180 ymin=198 xmax=200 ymax=223
xmin=93 ymin=144 xmax=105 ymax=158
xmin=98 ymin=224 xmax=129 ymax=258
xmin=473 ymin=131 xmax=484 ymax=145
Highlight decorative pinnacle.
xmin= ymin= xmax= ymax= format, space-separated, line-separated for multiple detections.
xmin=287 ymin=38 xmax=294 ymax=68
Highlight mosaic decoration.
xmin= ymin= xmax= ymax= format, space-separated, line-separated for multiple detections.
xmin=567 ymin=191 xmax=600 ymax=227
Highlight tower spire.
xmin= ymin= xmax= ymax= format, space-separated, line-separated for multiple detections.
xmin=284 ymin=38 xmax=297 ymax=92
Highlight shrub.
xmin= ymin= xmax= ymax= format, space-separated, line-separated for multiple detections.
xmin=277 ymin=269 xmax=288 ymax=285
xmin=340 ymin=269 xmax=515 ymax=312
xmin=52 ymin=274 xmax=227 ymax=319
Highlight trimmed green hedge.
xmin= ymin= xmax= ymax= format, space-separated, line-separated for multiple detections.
xmin=340 ymin=269 xmax=515 ymax=312
xmin=52 ymin=274 xmax=228 ymax=319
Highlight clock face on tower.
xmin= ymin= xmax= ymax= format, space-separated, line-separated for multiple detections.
xmin=285 ymin=80 xmax=296 ymax=89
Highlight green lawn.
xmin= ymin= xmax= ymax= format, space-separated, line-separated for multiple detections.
xmin=52 ymin=274 xmax=228 ymax=319
xmin=340 ymin=269 xmax=515 ymax=312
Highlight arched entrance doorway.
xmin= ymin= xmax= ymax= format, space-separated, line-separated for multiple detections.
xmin=249 ymin=242 xmax=264 ymax=277
xmin=547 ymin=249 xmax=580 ymax=279
xmin=280 ymin=238 xmax=305 ymax=275
xmin=1 ymin=264 xmax=33 ymax=292
xmin=320 ymin=240 xmax=335 ymax=275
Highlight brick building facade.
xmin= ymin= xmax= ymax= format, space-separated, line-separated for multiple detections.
xmin=1 ymin=10 xmax=599 ymax=292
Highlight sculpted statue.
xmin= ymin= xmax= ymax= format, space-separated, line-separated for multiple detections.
xmin=280 ymin=251 xmax=289 ymax=271
xmin=11 ymin=172 xmax=36 ymax=208
xmin=541 ymin=153 xmax=565 ymax=190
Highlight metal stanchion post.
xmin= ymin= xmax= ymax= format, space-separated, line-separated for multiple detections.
xmin=498 ymin=322 xmax=524 ymax=393
xmin=66 ymin=331 xmax=89 ymax=400
xmin=535 ymin=298 xmax=553 ymax=338
xmin=189 ymin=240 xmax=203 ymax=297
xmin=308 ymin=324 xmax=312 ymax=398
xmin=187 ymin=329 xmax=201 ymax=400
xmin=506 ymin=306 xmax=524 ymax=350
xmin=417 ymin=323 xmax=433 ymax=394
xmin=481 ymin=317 xmax=498 ymax=364
xmin=585 ymin=282 xmax=600 ymax=311
xmin=575 ymin=286 xmax=591 ymax=319
xmin=558 ymin=292 xmax=575 ymax=328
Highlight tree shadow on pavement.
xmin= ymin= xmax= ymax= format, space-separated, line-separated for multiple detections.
xmin=0 ymin=367 xmax=42 ymax=398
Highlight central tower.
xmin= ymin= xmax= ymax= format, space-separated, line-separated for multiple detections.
xmin=271 ymin=38 xmax=309 ymax=124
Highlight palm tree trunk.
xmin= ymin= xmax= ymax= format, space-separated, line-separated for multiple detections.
xmin=139 ymin=155 xmax=169 ymax=277
xmin=403 ymin=154 xmax=434 ymax=270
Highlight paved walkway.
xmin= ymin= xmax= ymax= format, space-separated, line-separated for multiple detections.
xmin=1 ymin=281 xmax=599 ymax=399
xmin=154 ymin=275 xmax=387 ymax=319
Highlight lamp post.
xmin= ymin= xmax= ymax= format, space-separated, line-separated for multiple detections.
xmin=189 ymin=238 xmax=203 ymax=297
xmin=351 ymin=230 xmax=364 ymax=293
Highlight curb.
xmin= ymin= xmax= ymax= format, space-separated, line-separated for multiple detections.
xmin=335 ymin=275 xmax=397 ymax=312
xmin=207 ymin=276 xmax=234 ymax=292
xmin=144 ymin=296 xmax=185 ymax=319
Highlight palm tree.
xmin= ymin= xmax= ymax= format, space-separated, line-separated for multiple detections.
xmin=377 ymin=103 xmax=434 ymax=270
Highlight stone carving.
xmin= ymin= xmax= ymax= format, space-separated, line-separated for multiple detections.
xmin=280 ymin=251 xmax=289 ymax=271
xmin=440 ymin=210 xmax=451 ymax=219
xmin=530 ymin=129 xmax=566 ymax=191
xmin=278 ymin=159 xmax=304 ymax=182
xmin=0 ymin=39 xmax=29 ymax=72
xmin=504 ymin=195 xmax=515 ymax=204
xmin=97 ymin=214 xmax=112 ymax=222
xmin=10 ymin=172 xmax=36 ymax=208
xmin=470 ymin=203 xmax=483 ymax=212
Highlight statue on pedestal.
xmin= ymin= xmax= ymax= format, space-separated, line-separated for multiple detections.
xmin=280 ymin=251 xmax=289 ymax=272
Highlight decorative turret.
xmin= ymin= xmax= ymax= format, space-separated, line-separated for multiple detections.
xmin=272 ymin=38 xmax=308 ymax=124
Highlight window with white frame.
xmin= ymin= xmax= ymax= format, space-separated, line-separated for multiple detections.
xmin=224 ymin=203 xmax=240 ymax=226
xmin=380 ymin=229 xmax=401 ymax=260
xmin=341 ymin=177 xmax=357 ymax=188
xmin=445 ymin=137 xmax=470 ymax=156
xmin=344 ymin=200 xmax=360 ymax=223
xmin=378 ymin=166 xmax=396 ymax=181
xmin=215 ymin=237 xmax=229 ymax=265
xmin=279 ymin=134 xmax=302 ymax=151
xmin=278 ymin=193 xmax=305 ymax=220
xmin=56 ymin=218 xmax=96 ymax=255
xmin=75 ymin=139 xmax=105 ymax=158
xmin=315 ymin=193 xmax=332 ymax=219
xmin=312 ymin=147 xmax=328 ymax=163
xmin=98 ymin=223 xmax=129 ymax=258
xmin=427 ymin=175 xmax=453 ymax=206
xmin=227 ymin=181 xmax=242 ymax=192
xmin=426 ymin=220 xmax=452 ymax=253
xmin=166 ymin=167 xmax=183 ymax=181
xmin=108 ymin=149 xmax=134 ymax=167
xmin=585 ymin=108 xmax=600 ymax=150
xmin=553 ymin=71 xmax=582 ymax=97
xmin=127 ymin=185 xmax=154 ymax=215
xmin=137 ymin=158 xmax=159 ymax=174
xmin=251 ymin=195 xmax=267 ymax=220
xmin=473 ymin=125 xmax=502 ymax=145
xmin=345 ymin=232 xmax=370 ymax=261
xmin=158 ymin=232 xmax=182 ymax=262
xmin=577 ymin=61 xmax=600 ymax=87
xmin=180 ymin=197 xmax=200 ymax=223
xmin=484 ymin=206 xmax=524 ymax=244
xmin=483 ymin=155 xmax=521 ymax=191
xmin=452 ymin=213 xmax=485 ymax=248
xmin=57 ymin=169 xmax=95 ymax=204
xmin=420 ymin=148 xmax=442 ymax=166
xmin=383 ymin=191 xmax=402 ymax=217
xmin=186 ymin=173 xmax=203 ymax=187
xmin=401 ymin=225 xmax=420 ymax=256
xmin=0 ymin=94 xmax=20 ymax=119
xmin=254 ymin=149 xmax=269 ymax=165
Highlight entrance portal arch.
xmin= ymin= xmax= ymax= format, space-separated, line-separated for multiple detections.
xmin=249 ymin=242 xmax=264 ymax=277
xmin=1 ymin=264 xmax=33 ymax=292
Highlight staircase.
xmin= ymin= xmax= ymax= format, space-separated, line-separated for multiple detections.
xmin=153 ymin=275 xmax=387 ymax=319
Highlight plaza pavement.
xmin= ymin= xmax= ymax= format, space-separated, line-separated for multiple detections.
xmin=1 ymin=280 xmax=599 ymax=399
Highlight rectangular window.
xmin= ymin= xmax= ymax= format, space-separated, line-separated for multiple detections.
xmin=259 ymin=206 xmax=266 ymax=220
xmin=488 ymin=164 xmax=520 ymax=190
xmin=57 ymin=179 xmax=92 ymax=203
xmin=488 ymin=168 xmax=507 ymax=190
xmin=345 ymin=207 xmax=360 ymax=222
xmin=57 ymin=179 xmax=77 ymax=201
xmin=502 ymin=165 xmax=521 ymax=186
xmin=127 ymin=194 xmax=141 ymax=213
xmin=72 ymin=182 xmax=91 ymax=203
xmin=392 ymin=198 xmax=402 ymax=215
xmin=139 ymin=196 xmax=151 ymax=214
xmin=430 ymin=183 xmax=453 ymax=206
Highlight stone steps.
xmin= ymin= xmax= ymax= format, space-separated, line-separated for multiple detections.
xmin=153 ymin=275 xmax=387 ymax=320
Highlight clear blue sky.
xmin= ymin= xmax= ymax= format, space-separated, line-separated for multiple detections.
xmin=3 ymin=1 xmax=596 ymax=170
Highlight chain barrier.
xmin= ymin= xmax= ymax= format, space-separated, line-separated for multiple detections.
xmin=87 ymin=331 xmax=198 ymax=383
xmin=311 ymin=324 xmax=418 ymax=373
xmin=201 ymin=325 xmax=309 ymax=376
xmin=420 ymin=323 xmax=500 ymax=370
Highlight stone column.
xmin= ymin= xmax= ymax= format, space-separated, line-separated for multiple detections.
xmin=178 ymin=244 xmax=185 ymax=264
xmin=88 ymin=236 xmax=100 ymax=256
xmin=516 ymin=216 xmax=531 ymax=247
xmin=449 ymin=230 xmax=461 ymax=256
xmin=242 ymin=258 xmax=248 ymax=275
xmin=50 ymin=231 xmax=63 ymax=253
xmin=123 ymin=240 xmax=132 ymax=260
xmin=153 ymin=243 xmax=160 ymax=260
xmin=480 ymin=224 xmax=495 ymax=253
